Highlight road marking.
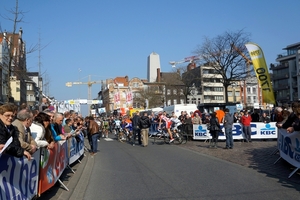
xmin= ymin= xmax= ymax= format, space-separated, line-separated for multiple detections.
xmin=104 ymin=138 xmax=114 ymax=141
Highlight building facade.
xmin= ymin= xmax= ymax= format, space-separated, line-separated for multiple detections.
xmin=147 ymin=52 xmax=160 ymax=82
xmin=0 ymin=32 xmax=10 ymax=104
xmin=0 ymin=28 xmax=28 ymax=105
xmin=270 ymin=42 xmax=300 ymax=104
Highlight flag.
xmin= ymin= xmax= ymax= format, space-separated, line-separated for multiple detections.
xmin=245 ymin=43 xmax=275 ymax=104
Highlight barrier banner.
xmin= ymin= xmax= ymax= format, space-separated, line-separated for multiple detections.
xmin=245 ymin=43 xmax=275 ymax=104
xmin=68 ymin=133 xmax=85 ymax=165
xmin=193 ymin=122 xmax=277 ymax=140
xmin=277 ymin=129 xmax=300 ymax=168
xmin=38 ymin=141 xmax=68 ymax=195
xmin=0 ymin=149 xmax=40 ymax=200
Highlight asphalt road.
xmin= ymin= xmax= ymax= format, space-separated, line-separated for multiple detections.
xmin=40 ymin=136 xmax=300 ymax=200
xmin=39 ymin=136 xmax=300 ymax=200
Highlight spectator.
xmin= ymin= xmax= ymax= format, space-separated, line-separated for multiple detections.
xmin=132 ymin=111 xmax=141 ymax=146
xmin=64 ymin=118 xmax=74 ymax=134
xmin=39 ymin=97 xmax=49 ymax=112
xmin=209 ymin=112 xmax=221 ymax=148
xmin=222 ymin=108 xmax=234 ymax=149
xmin=241 ymin=110 xmax=252 ymax=142
xmin=274 ymin=107 xmax=284 ymax=123
xmin=278 ymin=101 xmax=299 ymax=129
xmin=139 ymin=112 xmax=151 ymax=147
xmin=203 ymin=114 xmax=210 ymax=124
xmin=251 ymin=110 xmax=260 ymax=122
xmin=192 ymin=112 xmax=202 ymax=125
xmin=62 ymin=111 xmax=71 ymax=126
xmin=88 ymin=116 xmax=100 ymax=156
xmin=0 ymin=104 xmax=31 ymax=159
xmin=259 ymin=112 xmax=270 ymax=123
xmin=184 ymin=114 xmax=193 ymax=136
xmin=31 ymin=112 xmax=55 ymax=149
xmin=12 ymin=109 xmax=37 ymax=154
xmin=50 ymin=112 xmax=67 ymax=142
xmin=233 ymin=112 xmax=239 ymax=123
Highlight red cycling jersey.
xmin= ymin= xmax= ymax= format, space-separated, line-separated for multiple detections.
xmin=160 ymin=115 xmax=172 ymax=129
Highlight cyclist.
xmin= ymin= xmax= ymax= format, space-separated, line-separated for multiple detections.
xmin=158 ymin=111 xmax=174 ymax=143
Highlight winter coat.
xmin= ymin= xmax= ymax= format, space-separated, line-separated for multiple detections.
xmin=0 ymin=120 xmax=24 ymax=158
xmin=139 ymin=116 xmax=151 ymax=129
xmin=209 ymin=117 xmax=221 ymax=133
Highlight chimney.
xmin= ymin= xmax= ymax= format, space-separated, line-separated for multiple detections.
xmin=157 ymin=68 xmax=161 ymax=82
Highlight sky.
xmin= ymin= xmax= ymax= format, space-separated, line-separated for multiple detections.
xmin=0 ymin=0 xmax=299 ymax=115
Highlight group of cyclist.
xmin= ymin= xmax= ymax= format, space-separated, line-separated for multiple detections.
xmin=94 ymin=109 xmax=201 ymax=144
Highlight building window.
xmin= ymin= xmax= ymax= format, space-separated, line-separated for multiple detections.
xmin=132 ymin=82 xmax=139 ymax=88
xmin=27 ymin=84 xmax=32 ymax=91
xmin=180 ymin=89 xmax=184 ymax=95
xmin=16 ymin=87 xmax=20 ymax=92
xmin=167 ymin=100 xmax=171 ymax=106
xmin=173 ymin=99 xmax=177 ymax=105
xmin=180 ymin=99 xmax=184 ymax=104
xmin=167 ymin=89 xmax=171 ymax=95
xmin=253 ymin=96 xmax=257 ymax=103
xmin=173 ymin=89 xmax=177 ymax=95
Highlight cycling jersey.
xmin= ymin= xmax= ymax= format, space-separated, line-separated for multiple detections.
xmin=160 ymin=115 xmax=172 ymax=129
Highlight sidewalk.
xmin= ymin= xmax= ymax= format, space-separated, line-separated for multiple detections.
xmin=180 ymin=139 xmax=300 ymax=185
xmin=38 ymin=139 xmax=94 ymax=200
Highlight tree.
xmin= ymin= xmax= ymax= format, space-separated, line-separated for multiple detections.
xmin=194 ymin=29 xmax=252 ymax=103
xmin=135 ymin=84 xmax=165 ymax=108
xmin=172 ymin=63 xmax=200 ymax=104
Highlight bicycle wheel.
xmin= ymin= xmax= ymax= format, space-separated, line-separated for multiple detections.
xmin=172 ymin=132 xmax=183 ymax=145
xmin=180 ymin=131 xmax=188 ymax=144
xmin=154 ymin=131 xmax=167 ymax=145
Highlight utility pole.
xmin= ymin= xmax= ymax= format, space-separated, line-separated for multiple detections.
xmin=66 ymin=75 xmax=102 ymax=115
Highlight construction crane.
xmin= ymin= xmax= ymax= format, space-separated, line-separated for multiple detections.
xmin=169 ymin=55 xmax=201 ymax=68
xmin=66 ymin=75 xmax=102 ymax=114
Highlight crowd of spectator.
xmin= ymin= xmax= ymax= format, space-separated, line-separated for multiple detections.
xmin=2 ymin=97 xmax=300 ymax=160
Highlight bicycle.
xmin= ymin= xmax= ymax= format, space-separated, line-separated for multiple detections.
xmin=153 ymin=127 xmax=183 ymax=145
xmin=115 ymin=127 xmax=132 ymax=142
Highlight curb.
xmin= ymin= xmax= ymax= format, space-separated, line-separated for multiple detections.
xmin=58 ymin=140 xmax=94 ymax=200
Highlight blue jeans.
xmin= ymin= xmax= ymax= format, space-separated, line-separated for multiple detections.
xmin=91 ymin=133 xmax=99 ymax=153
xmin=243 ymin=126 xmax=252 ymax=142
xmin=225 ymin=127 xmax=233 ymax=148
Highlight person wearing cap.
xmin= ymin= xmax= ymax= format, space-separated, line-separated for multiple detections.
xmin=240 ymin=110 xmax=252 ymax=142
xmin=222 ymin=108 xmax=234 ymax=149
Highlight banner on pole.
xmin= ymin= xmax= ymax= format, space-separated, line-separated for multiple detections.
xmin=245 ymin=43 xmax=275 ymax=104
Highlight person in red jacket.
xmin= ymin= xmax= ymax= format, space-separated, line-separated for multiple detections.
xmin=240 ymin=110 xmax=252 ymax=142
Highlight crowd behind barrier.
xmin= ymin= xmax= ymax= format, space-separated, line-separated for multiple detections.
xmin=0 ymin=134 xmax=84 ymax=200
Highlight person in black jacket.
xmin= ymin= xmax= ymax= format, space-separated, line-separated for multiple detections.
xmin=209 ymin=112 xmax=221 ymax=149
xmin=277 ymin=101 xmax=298 ymax=129
xmin=0 ymin=103 xmax=31 ymax=160
xmin=131 ymin=111 xmax=141 ymax=146
xmin=139 ymin=112 xmax=151 ymax=147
